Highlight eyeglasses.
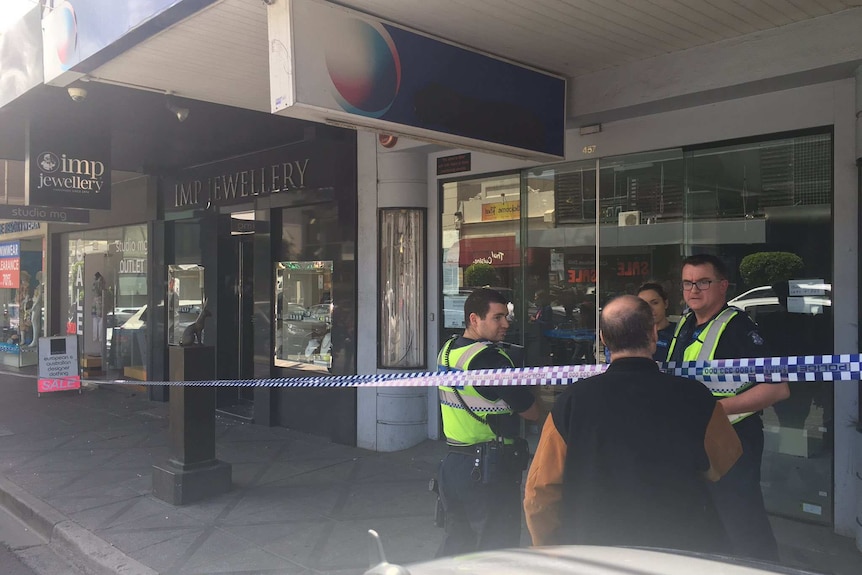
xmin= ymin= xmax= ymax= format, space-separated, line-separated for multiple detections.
xmin=682 ymin=279 xmax=714 ymax=291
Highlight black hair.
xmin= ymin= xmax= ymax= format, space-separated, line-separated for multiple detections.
xmin=637 ymin=282 xmax=668 ymax=302
xmin=534 ymin=289 xmax=551 ymax=305
xmin=464 ymin=287 xmax=509 ymax=320
xmin=681 ymin=254 xmax=728 ymax=279
xmin=600 ymin=295 xmax=654 ymax=353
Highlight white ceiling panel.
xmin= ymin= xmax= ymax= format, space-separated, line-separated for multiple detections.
xmin=88 ymin=0 xmax=862 ymax=118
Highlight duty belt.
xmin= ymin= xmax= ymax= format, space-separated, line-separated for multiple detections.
xmin=448 ymin=444 xmax=482 ymax=455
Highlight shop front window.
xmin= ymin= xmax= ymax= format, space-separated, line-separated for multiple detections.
xmin=275 ymin=260 xmax=333 ymax=368
xmin=523 ymin=160 xmax=605 ymax=368
xmin=0 ymin=238 xmax=43 ymax=367
xmin=440 ymin=174 xmax=522 ymax=361
xmin=274 ymin=202 xmax=340 ymax=371
xmin=519 ymin=129 xmax=833 ymax=525
xmin=167 ymin=265 xmax=206 ymax=345
xmin=61 ymin=225 xmax=148 ymax=379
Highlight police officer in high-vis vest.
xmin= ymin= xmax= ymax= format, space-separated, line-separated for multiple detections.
xmin=668 ymin=254 xmax=789 ymax=562
xmin=435 ymin=288 xmax=544 ymax=558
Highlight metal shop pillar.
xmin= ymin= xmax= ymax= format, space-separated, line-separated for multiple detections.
xmin=152 ymin=345 xmax=232 ymax=504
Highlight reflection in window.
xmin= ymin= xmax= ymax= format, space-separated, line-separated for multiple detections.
xmin=519 ymin=129 xmax=834 ymax=526
xmin=167 ymin=265 xmax=206 ymax=345
xmin=275 ymin=260 xmax=333 ymax=369
xmin=440 ymin=174 xmax=521 ymax=351
xmin=61 ymin=225 xmax=149 ymax=379
xmin=0 ymin=238 xmax=42 ymax=367
xmin=380 ymin=209 xmax=425 ymax=368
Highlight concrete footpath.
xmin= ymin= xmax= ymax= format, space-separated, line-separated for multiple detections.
xmin=0 ymin=369 xmax=860 ymax=575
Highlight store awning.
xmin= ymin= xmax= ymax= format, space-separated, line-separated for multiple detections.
xmin=457 ymin=235 xmax=518 ymax=267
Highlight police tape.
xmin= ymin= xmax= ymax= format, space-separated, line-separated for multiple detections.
xmin=82 ymin=354 xmax=861 ymax=393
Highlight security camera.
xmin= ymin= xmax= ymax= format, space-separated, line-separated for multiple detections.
xmin=67 ymin=86 xmax=87 ymax=102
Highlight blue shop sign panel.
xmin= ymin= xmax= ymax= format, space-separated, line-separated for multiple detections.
xmin=269 ymin=0 xmax=566 ymax=160
xmin=42 ymin=0 xmax=217 ymax=84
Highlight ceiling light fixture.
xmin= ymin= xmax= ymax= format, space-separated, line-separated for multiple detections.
xmin=166 ymin=94 xmax=190 ymax=122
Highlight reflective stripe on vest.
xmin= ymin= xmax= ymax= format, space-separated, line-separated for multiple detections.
xmin=437 ymin=338 xmax=514 ymax=446
xmin=668 ymin=307 xmax=755 ymax=423
xmin=682 ymin=307 xmax=739 ymax=364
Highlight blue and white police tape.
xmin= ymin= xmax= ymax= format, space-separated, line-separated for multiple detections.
xmin=85 ymin=354 xmax=861 ymax=394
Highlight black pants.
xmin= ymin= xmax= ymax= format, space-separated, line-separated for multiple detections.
xmin=708 ymin=416 xmax=779 ymax=562
xmin=435 ymin=452 xmax=522 ymax=558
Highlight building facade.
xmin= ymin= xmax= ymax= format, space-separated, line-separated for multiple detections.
xmin=0 ymin=0 xmax=859 ymax=544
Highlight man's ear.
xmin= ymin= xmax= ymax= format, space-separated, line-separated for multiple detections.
xmin=599 ymin=330 xmax=606 ymax=346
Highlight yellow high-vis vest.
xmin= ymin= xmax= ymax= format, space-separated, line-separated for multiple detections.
xmin=437 ymin=338 xmax=514 ymax=446
xmin=666 ymin=307 xmax=755 ymax=423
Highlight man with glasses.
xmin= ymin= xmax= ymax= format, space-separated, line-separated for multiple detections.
xmin=667 ymin=254 xmax=789 ymax=562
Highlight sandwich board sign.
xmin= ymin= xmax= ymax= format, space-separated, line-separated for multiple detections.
xmin=37 ymin=335 xmax=81 ymax=396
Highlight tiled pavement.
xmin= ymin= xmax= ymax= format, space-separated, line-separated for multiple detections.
xmin=0 ymin=369 xmax=859 ymax=574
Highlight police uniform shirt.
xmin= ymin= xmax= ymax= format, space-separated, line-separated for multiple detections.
xmin=448 ymin=336 xmax=535 ymax=415
xmin=669 ymin=305 xmax=768 ymax=363
xmin=654 ymin=322 xmax=677 ymax=362
xmin=670 ymin=305 xmax=769 ymax=441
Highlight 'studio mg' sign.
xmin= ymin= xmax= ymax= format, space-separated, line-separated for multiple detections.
xmin=26 ymin=115 xmax=111 ymax=210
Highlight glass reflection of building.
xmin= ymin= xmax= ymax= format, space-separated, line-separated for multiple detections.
xmin=440 ymin=130 xmax=833 ymax=526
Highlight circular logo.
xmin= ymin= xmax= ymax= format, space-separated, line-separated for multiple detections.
xmin=47 ymin=1 xmax=78 ymax=70
xmin=324 ymin=17 xmax=400 ymax=118
xmin=38 ymin=152 xmax=60 ymax=173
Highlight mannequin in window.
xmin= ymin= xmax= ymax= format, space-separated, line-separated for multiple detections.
xmin=167 ymin=277 xmax=179 ymax=343
xmin=18 ymin=271 xmax=32 ymax=346
xmin=28 ymin=271 xmax=43 ymax=347
xmin=92 ymin=272 xmax=105 ymax=343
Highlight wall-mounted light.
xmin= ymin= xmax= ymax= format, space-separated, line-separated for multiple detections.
xmin=166 ymin=94 xmax=190 ymax=122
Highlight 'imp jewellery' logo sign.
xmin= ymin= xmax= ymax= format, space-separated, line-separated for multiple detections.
xmin=36 ymin=151 xmax=106 ymax=194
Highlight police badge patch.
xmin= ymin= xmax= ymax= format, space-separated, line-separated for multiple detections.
xmin=748 ymin=331 xmax=764 ymax=345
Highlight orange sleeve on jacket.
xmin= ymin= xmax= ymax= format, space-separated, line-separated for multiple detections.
xmin=703 ymin=403 xmax=743 ymax=482
xmin=524 ymin=413 xmax=567 ymax=546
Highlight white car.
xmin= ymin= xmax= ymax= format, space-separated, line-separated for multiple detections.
xmin=728 ymin=285 xmax=831 ymax=321
xmin=366 ymin=543 xmax=820 ymax=575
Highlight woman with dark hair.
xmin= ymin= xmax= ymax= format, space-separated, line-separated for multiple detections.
xmin=637 ymin=282 xmax=676 ymax=362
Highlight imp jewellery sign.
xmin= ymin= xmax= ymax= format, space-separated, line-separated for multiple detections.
xmin=172 ymin=159 xmax=309 ymax=208
xmin=27 ymin=115 xmax=111 ymax=210
xmin=163 ymin=140 xmax=348 ymax=211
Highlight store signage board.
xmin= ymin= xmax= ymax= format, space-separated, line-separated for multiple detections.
xmin=268 ymin=0 xmax=565 ymax=160
xmin=26 ymin=115 xmax=111 ymax=210
xmin=0 ymin=205 xmax=90 ymax=224
xmin=437 ymin=153 xmax=472 ymax=176
xmin=162 ymin=138 xmax=349 ymax=211
xmin=37 ymin=336 xmax=81 ymax=396
xmin=0 ymin=223 xmax=40 ymax=236
xmin=0 ymin=241 xmax=20 ymax=289
xmin=481 ymin=200 xmax=520 ymax=222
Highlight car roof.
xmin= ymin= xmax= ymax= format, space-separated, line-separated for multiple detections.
xmin=377 ymin=545 xmax=819 ymax=575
